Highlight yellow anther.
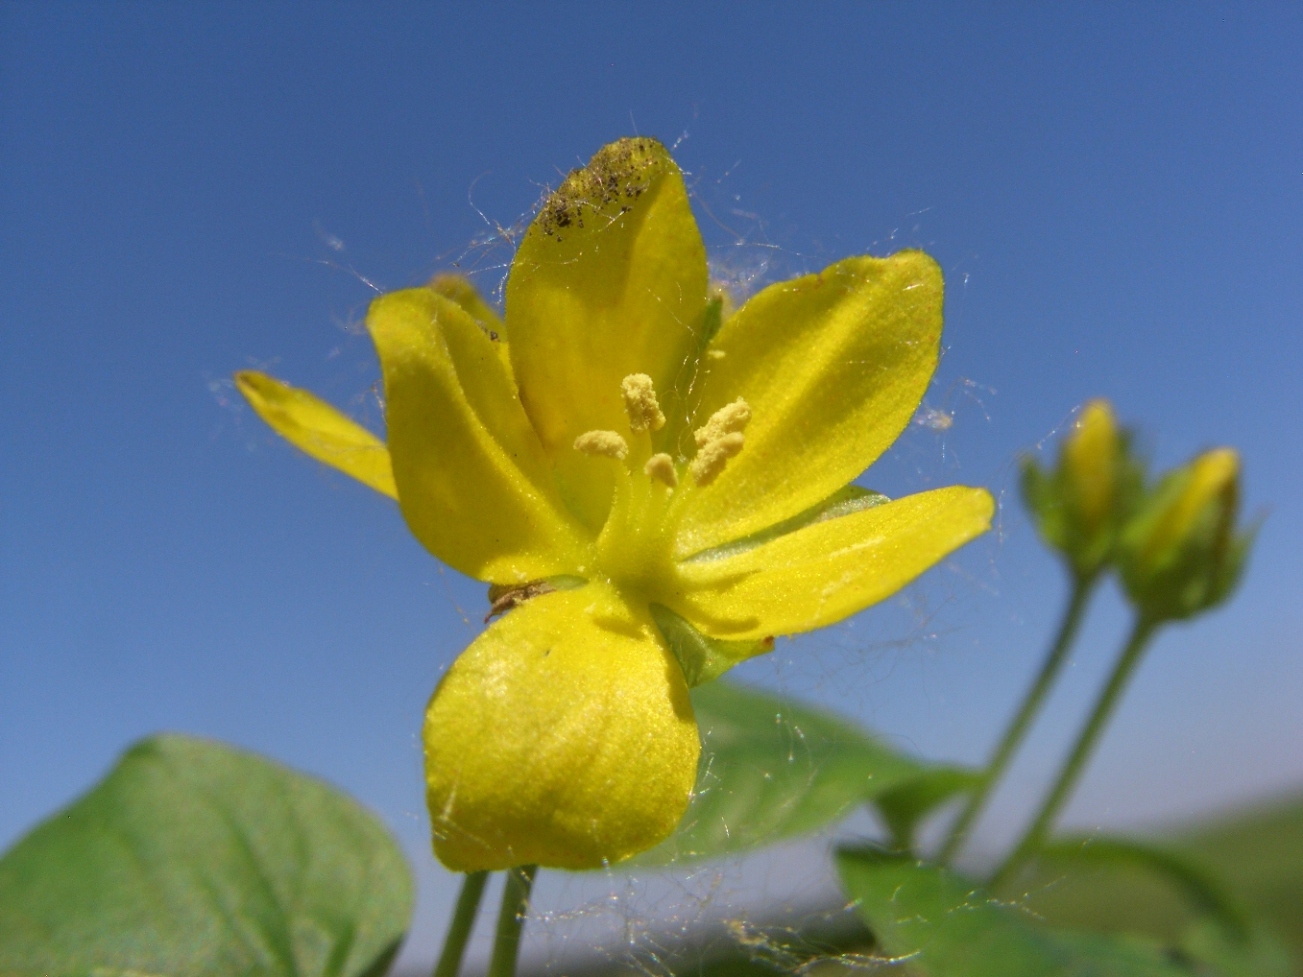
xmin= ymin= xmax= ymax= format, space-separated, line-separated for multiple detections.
xmin=690 ymin=399 xmax=751 ymax=487
xmin=693 ymin=398 xmax=751 ymax=447
xmin=690 ymin=432 xmax=744 ymax=486
xmin=621 ymin=374 xmax=666 ymax=432
xmin=706 ymin=349 xmax=726 ymax=361
xmin=574 ymin=430 xmax=629 ymax=460
xmin=644 ymin=453 xmax=678 ymax=488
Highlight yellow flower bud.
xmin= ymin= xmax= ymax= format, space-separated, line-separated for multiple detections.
xmin=1119 ymin=448 xmax=1251 ymax=622
xmin=1063 ymin=400 xmax=1121 ymax=537
xmin=1021 ymin=399 xmax=1141 ymax=581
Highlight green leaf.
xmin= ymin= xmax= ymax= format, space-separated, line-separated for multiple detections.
xmin=874 ymin=765 xmax=982 ymax=851
xmin=627 ymin=680 xmax=933 ymax=866
xmin=0 ymin=734 xmax=414 ymax=977
xmin=837 ymin=846 xmax=1198 ymax=977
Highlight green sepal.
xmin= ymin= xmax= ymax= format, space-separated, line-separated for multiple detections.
xmin=650 ymin=603 xmax=773 ymax=687
xmin=0 ymin=734 xmax=413 ymax=977
xmin=699 ymin=293 xmax=725 ymax=347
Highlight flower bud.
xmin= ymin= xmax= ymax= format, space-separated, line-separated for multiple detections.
xmin=1021 ymin=400 xmax=1142 ymax=581
xmin=1117 ymin=448 xmax=1252 ymax=622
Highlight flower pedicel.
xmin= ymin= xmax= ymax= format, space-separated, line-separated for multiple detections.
xmin=237 ymin=137 xmax=993 ymax=871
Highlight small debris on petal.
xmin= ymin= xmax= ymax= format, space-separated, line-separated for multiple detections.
xmin=485 ymin=580 xmax=556 ymax=622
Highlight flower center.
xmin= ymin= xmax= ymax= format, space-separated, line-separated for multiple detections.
xmin=572 ymin=376 xmax=752 ymax=598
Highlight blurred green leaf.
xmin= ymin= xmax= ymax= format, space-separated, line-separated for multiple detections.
xmin=1037 ymin=835 xmax=1251 ymax=941
xmin=0 ymin=734 xmax=413 ymax=977
xmin=1180 ymin=796 xmax=1303 ymax=965
xmin=628 ymin=680 xmax=935 ymax=866
xmin=1010 ymin=798 xmax=1303 ymax=975
xmin=1179 ymin=919 xmax=1295 ymax=977
xmin=874 ymin=766 xmax=981 ymax=851
xmin=837 ymin=845 xmax=1197 ymax=977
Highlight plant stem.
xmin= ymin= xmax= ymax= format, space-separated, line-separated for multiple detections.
xmin=939 ymin=576 xmax=1096 ymax=864
xmin=990 ymin=614 xmax=1160 ymax=889
xmin=432 ymin=871 xmax=489 ymax=977
xmin=487 ymin=865 xmax=538 ymax=977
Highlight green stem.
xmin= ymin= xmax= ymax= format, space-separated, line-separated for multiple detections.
xmin=939 ymin=575 xmax=1096 ymax=864
xmin=991 ymin=614 xmax=1160 ymax=889
xmin=487 ymin=865 xmax=538 ymax=977
xmin=432 ymin=871 xmax=489 ymax=977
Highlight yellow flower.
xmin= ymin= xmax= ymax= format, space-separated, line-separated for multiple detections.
xmin=236 ymin=137 xmax=993 ymax=872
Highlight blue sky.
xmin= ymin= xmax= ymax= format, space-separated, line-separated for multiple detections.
xmin=2 ymin=2 xmax=1301 ymax=966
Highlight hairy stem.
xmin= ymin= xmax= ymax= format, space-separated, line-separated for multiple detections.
xmin=487 ymin=865 xmax=538 ymax=977
xmin=991 ymin=615 xmax=1160 ymax=888
xmin=939 ymin=576 xmax=1097 ymax=864
xmin=432 ymin=871 xmax=489 ymax=977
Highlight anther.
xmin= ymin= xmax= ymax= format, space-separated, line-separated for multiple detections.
xmin=693 ymin=399 xmax=750 ymax=447
xmin=621 ymin=374 xmax=666 ymax=432
xmin=644 ymin=453 xmax=678 ymax=488
xmin=689 ymin=433 xmax=743 ymax=486
xmin=574 ymin=430 xmax=629 ymax=460
xmin=690 ymin=398 xmax=751 ymax=487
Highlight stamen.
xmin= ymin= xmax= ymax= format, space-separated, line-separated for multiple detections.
xmin=689 ymin=433 xmax=743 ymax=486
xmin=644 ymin=453 xmax=678 ymax=488
xmin=574 ymin=430 xmax=629 ymax=460
xmin=693 ymin=398 xmax=751 ymax=447
xmin=690 ymin=398 xmax=751 ymax=486
xmin=621 ymin=373 xmax=666 ymax=432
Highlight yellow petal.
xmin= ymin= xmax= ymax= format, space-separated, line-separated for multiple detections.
xmin=504 ymin=137 xmax=708 ymax=528
xmin=429 ymin=273 xmax=513 ymax=375
xmin=424 ymin=583 xmax=700 ymax=871
xmin=234 ymin=370 xmax=397 ymax=498
xmin=429 ymin=273 xmax=505 ymax=336
xmin=368 ymin=288 xmax=590 ymax=582
xmin=674 ymin=486 xmax=994 ymax=640
xmin=671 ymin=252 xmax=944 ymax=557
